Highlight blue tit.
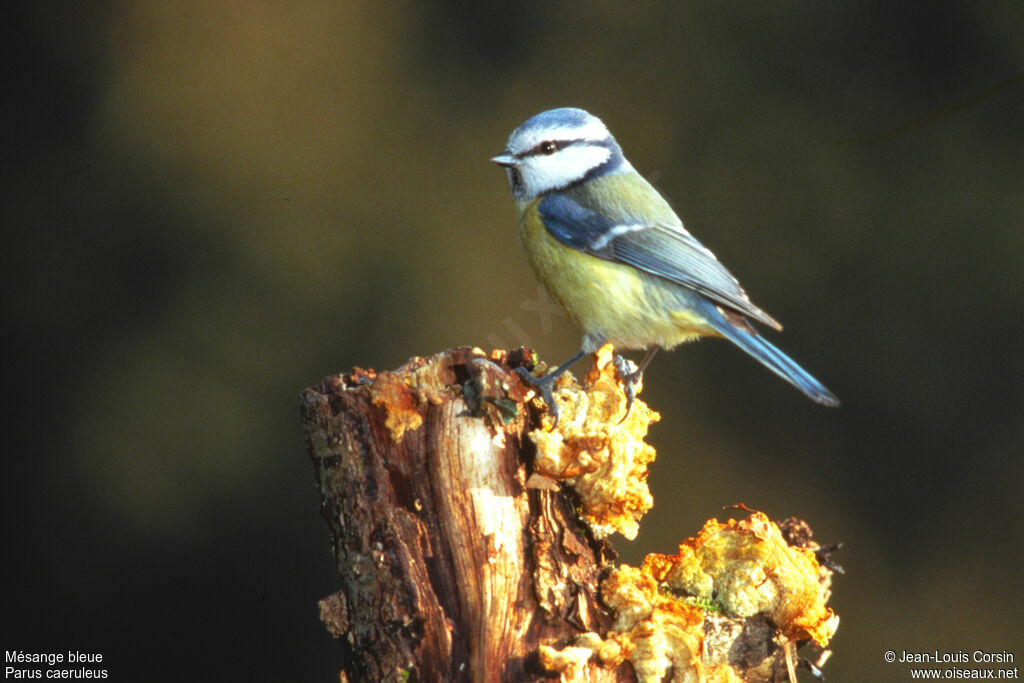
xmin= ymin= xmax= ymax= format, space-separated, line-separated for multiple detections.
xmin=491 ymin=107 xmax=838 ymax=421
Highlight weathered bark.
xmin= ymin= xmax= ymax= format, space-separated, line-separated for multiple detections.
xmin=301 ymin=347 xmax=621 ymax=682
xmin=301 ymin=347 xmax=839 ymax=683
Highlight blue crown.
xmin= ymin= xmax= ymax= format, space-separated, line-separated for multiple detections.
xmin=516 ymin=107 xmax=596 ymax=134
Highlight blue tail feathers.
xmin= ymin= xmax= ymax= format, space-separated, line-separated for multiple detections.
xmin=704 ymin=303 xmax=840 ymax=407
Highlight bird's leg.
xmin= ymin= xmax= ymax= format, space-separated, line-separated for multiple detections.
xmin=514 ymin=348 xmax=588 ymax=425
xmin=615 ymin=345 xmax=659 ymax=421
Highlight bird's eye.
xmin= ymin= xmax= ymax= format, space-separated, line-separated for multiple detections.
xmin=540 ymin=141 xmax=558 ymax=155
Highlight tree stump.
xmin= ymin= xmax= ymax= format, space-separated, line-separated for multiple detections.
xmin=300 ymin=347 xmax=839 ymax=682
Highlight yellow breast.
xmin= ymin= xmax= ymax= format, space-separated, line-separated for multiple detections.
xmin=517 ymin=199 xmax=716 ymax=352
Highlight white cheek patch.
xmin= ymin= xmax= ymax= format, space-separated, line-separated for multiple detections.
xmin=521 ymin=144 xmax=612 ymax=194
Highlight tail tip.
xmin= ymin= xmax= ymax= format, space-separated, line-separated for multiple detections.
xmin=811 ymin=388 xmax=841 ymax=408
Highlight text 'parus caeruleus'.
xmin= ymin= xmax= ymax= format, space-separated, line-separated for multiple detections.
xmin=492 ymin=108 xmax=839 ymax=421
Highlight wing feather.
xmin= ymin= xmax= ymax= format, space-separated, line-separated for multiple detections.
xmin=538 ymin=194 xmax=782 ymax=330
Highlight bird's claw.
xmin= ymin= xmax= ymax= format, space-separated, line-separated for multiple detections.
xmin=514 ymin=366 xmax=561 ymax=426
xmin=613 ymin=354 xmax=642 ymax=423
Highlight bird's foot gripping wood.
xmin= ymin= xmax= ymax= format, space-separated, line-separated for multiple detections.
xmin=514 ymin=365 xmax=564 ymax=425
xmin=612 ymin=354 xmax=642 ymax=424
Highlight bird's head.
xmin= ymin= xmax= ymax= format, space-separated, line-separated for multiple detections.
xmin=491 ymin=108 xmax=628 ymax=202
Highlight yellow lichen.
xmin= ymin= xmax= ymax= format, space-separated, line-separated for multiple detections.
xmin=537 ymin=640 xmax=600 ymax=682
xmin=539 ymin=514 xmax=838 ymax=681
xmin=368 ymin=371 xmax=423 ymax=441
xmin=366 ymin=347 xmax=518 ymax=442
xmin=539 ymin=564 xmax=744 ymax=683
xmin=601 ymin=565 xmax=706 ymax=682
xmin=645 ymin=512 xmax=839 ymax=646
xmin=526 ymin=344 xmax=660 ymax=539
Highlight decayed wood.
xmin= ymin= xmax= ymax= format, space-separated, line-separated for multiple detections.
xmin=301 ymin=347 xmax=839 ymax=683
xmin=300 ymin=347 xmax=621 ymax=682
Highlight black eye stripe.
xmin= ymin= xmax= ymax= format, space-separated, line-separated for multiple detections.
xmin=521 ymin=138 xmax=587 ymax=158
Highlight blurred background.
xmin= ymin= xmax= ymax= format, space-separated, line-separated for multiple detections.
xmin=4 ymin=1 xmax=1022 ymax=679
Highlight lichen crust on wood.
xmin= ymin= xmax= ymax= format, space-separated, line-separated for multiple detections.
xmin=302 ymin=346 xmax=840 ymax=682
xmin=538 ymin=512 xmax=839 ymax=682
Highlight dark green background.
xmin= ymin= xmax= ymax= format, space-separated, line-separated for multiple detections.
xmin=5 ymin=2 xmax=1022 ymax=679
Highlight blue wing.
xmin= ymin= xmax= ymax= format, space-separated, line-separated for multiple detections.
xmin=538 ymin=193 xmax=782 ymax=330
